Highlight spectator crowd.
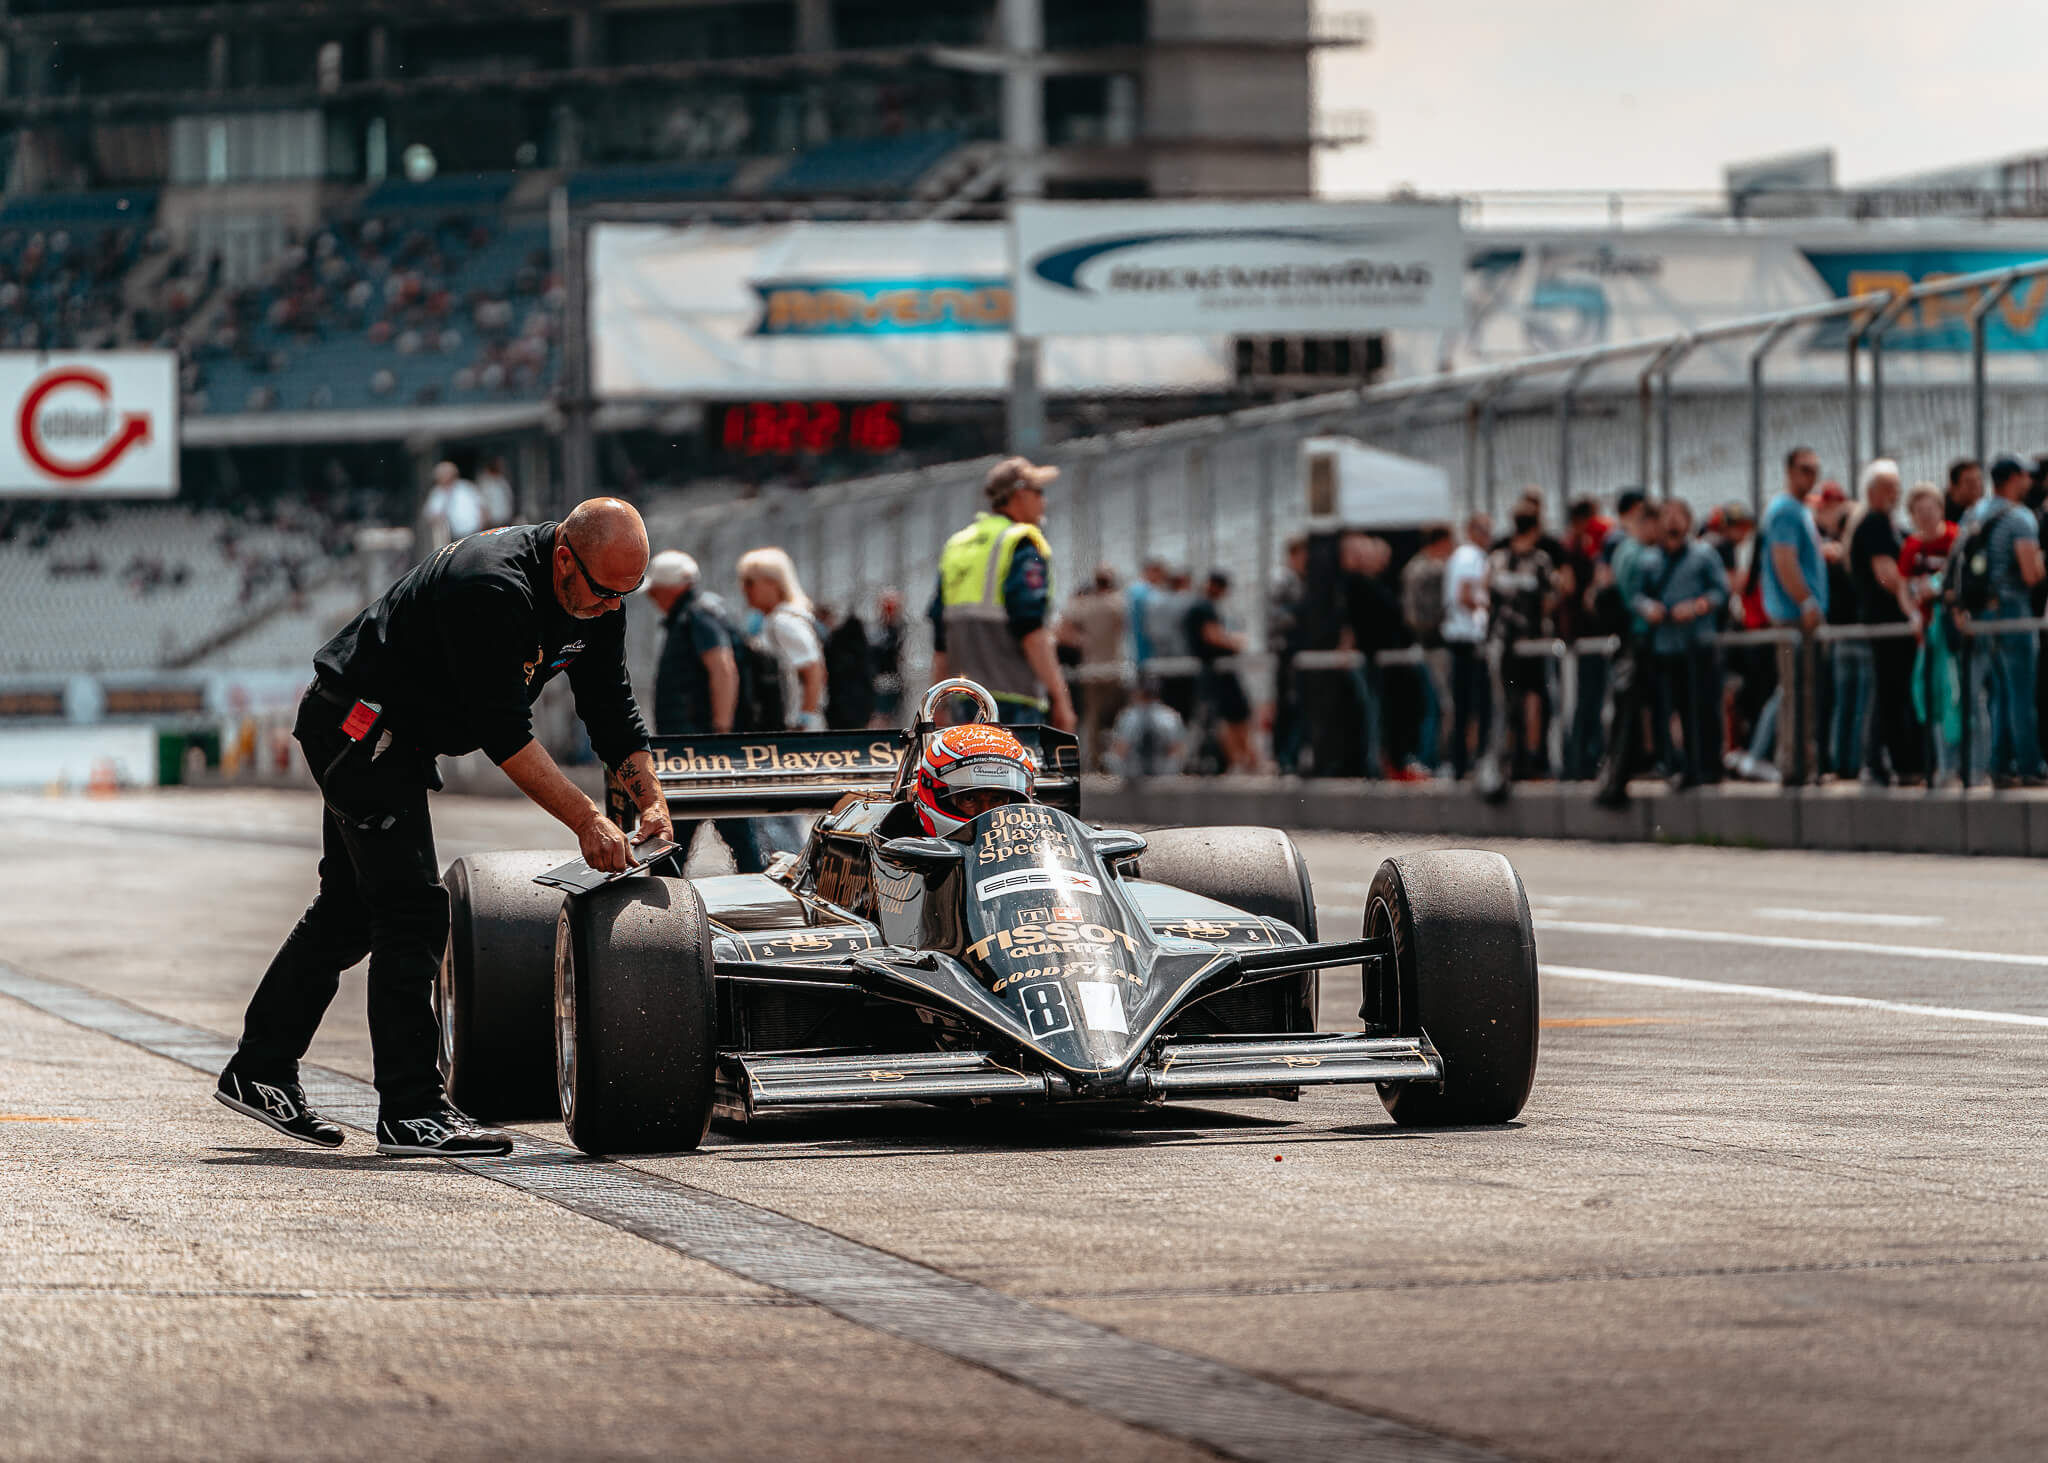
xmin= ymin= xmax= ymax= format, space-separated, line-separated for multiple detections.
xmin=1034 ymin=448 xmax=2048 ymax=795
xmin=637 ymin=441 xmax=2048 ymax=809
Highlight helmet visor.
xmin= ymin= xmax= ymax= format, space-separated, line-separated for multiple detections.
xmin=933 ymin=756 xmax=1033 ymax=820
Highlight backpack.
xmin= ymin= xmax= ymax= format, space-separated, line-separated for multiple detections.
xmin=823 ymin=614 xmax=875 ymax=728
xmin=735 ymin=633 xmax=786 ymax=733
xmin=1948 ymin=504 xmax=2012 ymax=615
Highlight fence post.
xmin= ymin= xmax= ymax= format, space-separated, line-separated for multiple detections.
xmin=1654 ymin=337 xmax=1696 ymax=500
xmin=1865 ymin=291 xmax=1915 ymax=464
xmin=1636 ymin=340 xmax=1685 ymax=493
xmin=1556 ymin=354 xmax=1600 ymax=523
xmin=1254 ymin=431 xmax=1278 ymax=661
xmin=1970 ymin=270 xmax=2023 ymax=465
xmin=1746 ymin=320 xmax=1797 ymax=520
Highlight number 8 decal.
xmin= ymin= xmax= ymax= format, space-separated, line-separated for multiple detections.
xmin=1017 ymin=982 xmax=1073 ymax=1039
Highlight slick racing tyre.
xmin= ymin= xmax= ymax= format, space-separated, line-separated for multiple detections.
xmin=1361 ymin=851 xmax=1538 ymax=1126
xmin=556 ymin=875 xmax=717 ymax=1156
xmin=1135 ymin=826 xmax=1318 ymax=1032
xmin=439 ymin=850 xmax=571 ymax=1120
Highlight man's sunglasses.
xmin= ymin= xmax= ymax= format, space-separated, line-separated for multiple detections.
xmin=563 ymin=539 xmax=644 ymax=600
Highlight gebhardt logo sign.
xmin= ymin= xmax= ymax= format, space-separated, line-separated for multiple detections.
xmin=0 ymin=351 xmax=177 ymax=498
xmin=1013 ymin=201 xmax=1463 ymax=338
xmin=18 ymin=366 xmax=152 ymax=480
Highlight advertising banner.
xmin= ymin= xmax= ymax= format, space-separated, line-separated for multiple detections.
xmin=0 ymin=351 xmax=178 ymax=497
xmin=590 ymin=222 xmax=1228 ymax=399
xmin=1426 ymin=227 xmax=2048 ymax=385
xmin=1012 ymin=200 xmax=1464 ymax=337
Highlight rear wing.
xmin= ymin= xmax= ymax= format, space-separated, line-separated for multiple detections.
xmin=607 ymin=727 xmax=1080 ymax=824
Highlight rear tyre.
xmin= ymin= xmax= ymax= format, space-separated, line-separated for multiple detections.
xmin=556 ymin=876 xmax=717 ymax=1156
xmin=1134 ymin=826 xmax=1318 ymax=1031
xmin=1361 ymin=851 xmax=1538 ymax=1126
xmin=439 ymin=851 xmax=571 ymax=1120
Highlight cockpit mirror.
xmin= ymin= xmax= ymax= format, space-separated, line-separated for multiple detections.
xmin=1089 ymin=829 xmax=1147 ymax=864
xmin=879 ymin=835 xmax=968 ymax=867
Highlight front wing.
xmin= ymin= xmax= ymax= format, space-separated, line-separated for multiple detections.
xmin=709 ymin=935 xmax=1444 ymax=1119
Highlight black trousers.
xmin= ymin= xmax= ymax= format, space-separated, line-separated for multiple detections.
xmin=1868 ymin=635 xmax=1923 ymax=780
xmin=1653 ymin=646 xmax=1723 ymax=786
xmin=232 ymin=688 xmax=448 ymax=1112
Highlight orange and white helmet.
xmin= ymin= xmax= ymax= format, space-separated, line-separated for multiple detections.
xmin=913 ymin=724 xmax=1036 ymax=836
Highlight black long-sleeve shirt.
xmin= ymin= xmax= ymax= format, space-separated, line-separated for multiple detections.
xmin=313 ymin=521 xmax=650 ymax=767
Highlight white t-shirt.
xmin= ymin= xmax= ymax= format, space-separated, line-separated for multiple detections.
xmin=476 ymin=470 xmax=514 ymax=528
xmin=423 ymin=478 xmax=485 ymax=542
xmin=764 ymin=603 xmax=823 ymax=727
xmin=1441 ymin=542 xmax=1489 ymax=643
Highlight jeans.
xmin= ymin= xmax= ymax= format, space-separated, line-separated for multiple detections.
xmin=1564 ymin=652 xmax=1609 ymax=781
xmin=1867 ymin=635 xmax=1921 ymax=781
xmin=1830 ymin=640 xmax=1874 ymax=778
xmin=1349 ymin=662 xmax=1385 ymax=777
xmin=1967 ymin=612 xmax=2044 ymax=781
xmin=1446 ymin=641 xmax=1492 ymax=780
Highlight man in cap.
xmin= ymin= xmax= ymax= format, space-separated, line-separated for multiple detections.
xmin=647 ymin=548 xmax=769 ymax=872
xmin=216 ymin=498 xmax=673 ymax=1158
xmin=928 ymin=456 xmax=1077 ymax=729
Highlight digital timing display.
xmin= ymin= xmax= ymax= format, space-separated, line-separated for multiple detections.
xmin=719 ymin=401 xmax=904 ymax=457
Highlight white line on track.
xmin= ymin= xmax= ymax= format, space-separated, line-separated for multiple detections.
xmin=1754 ymin=907 xmax=1946 ymax=929
xmin=1534 ymin=918 xmax=2048 ymax=968
xmin=1544 ymin=963 xmax=2048 ymax=1028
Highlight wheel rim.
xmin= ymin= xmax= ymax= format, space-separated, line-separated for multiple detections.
xmin=1364 ymin=893 xmax=1405 ymax=1034
xmin=435 ymin=945 xmax=457 ymax=1078
xmin=554 ymin=916 xmax=577 ymax=1123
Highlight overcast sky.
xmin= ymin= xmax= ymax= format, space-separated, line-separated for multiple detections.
xmin=1313 ymin=0 xmax=2048 ymax=197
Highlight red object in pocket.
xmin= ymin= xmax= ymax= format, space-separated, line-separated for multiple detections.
xmin=340 ymin=700 xmax=380 ymax=741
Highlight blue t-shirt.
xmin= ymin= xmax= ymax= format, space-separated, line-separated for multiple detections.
xmin=1963 ymin=497 xmax=2039 ymax=617
xmin=1759 ymin=492 xmax=1825 ymax=624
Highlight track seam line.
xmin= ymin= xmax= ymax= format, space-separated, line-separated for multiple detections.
xmin=0 ymin=958 xmax=1515 ymax=1463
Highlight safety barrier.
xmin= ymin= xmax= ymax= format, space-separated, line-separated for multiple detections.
xmin=1061 ymin=613 xmax=2048 ymax=794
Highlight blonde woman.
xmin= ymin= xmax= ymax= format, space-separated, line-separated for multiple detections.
xmin=736 ymin=547 xmax=826 ymax=732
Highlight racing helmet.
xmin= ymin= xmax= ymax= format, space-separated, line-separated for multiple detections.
xmin=912 ymin=724 xmax=1036 ymax=836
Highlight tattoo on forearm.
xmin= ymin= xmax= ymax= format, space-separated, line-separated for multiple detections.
xmin=622 ymin=763 xmax=659 ymax=806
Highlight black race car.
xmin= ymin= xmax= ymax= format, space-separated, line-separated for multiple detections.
xmin=435 ymin=680 xmax=1539 ymax=1156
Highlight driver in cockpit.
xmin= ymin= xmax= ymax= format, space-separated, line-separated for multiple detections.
xmin=911 ymin=723 xmax=1038 ymax=837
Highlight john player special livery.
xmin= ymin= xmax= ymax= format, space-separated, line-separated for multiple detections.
xmin=434 ymin=680 xmax=1540 ymax=1155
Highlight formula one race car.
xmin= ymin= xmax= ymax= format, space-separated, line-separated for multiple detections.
xmin=434 ymin=680 xmax=1539 ymax=1156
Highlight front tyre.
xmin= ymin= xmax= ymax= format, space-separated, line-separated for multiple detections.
xmin=556 ymin=876 xmax=717 ymax=1156
xmin=1362 ymin=851 xmax=1538 ymax=1126
xmin=439 ymin=851 xmax=572 ymax=1120
xmin=1134 ymin=825 xmax=1318 ymax=1032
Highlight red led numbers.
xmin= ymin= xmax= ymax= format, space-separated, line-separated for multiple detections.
xmin=719 ymin=401 xmax=901 ymax=457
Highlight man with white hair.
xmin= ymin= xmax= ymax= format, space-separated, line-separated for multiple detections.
xmin=420 ymin=459 xmax=484 ymax=552
xmin=647 ymin=548 xmax=767 ymax=872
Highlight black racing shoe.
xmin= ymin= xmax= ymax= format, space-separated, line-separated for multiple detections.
xmin=375 ymin=1106 xmax=514 ymax=1158
xmin=214 ymin=1068 xmax=345 ymax=1149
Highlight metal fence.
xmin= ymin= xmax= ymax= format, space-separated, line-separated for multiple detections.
xmin=640 ymin=260 xmax=2048 ymax=757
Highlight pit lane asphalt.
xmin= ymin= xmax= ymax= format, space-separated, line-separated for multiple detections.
xmin=4 ymin=788 xmax=2047 ymax=1462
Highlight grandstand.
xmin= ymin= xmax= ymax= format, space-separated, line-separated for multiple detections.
xmin=0 ymin=503 xmax=340 ymax=675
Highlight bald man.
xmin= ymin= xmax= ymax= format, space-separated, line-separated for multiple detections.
xmin=217 ymin=499 xmax=673 ymax=1158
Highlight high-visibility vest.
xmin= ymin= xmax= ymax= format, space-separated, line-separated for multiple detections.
xmin=938 ymin=512 xmax=1053 ymax=708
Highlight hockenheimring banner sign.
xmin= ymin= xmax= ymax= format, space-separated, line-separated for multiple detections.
xmin=1011 ymin=200 xmax=1465 ymax=338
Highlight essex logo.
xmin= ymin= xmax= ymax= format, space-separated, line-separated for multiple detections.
xmin=17 ymin=366 xmax=151 ymax=481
